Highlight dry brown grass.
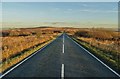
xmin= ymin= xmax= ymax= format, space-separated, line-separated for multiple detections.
xmin=73 ymin=28 xmax=120 ymax=53
xmin=68 ymin=28 xmax=120 ymax=73
xmin=1 ymin=27 xmax=119 ymax=73
xmin=0 ymin=27 xmax=63 ymax=73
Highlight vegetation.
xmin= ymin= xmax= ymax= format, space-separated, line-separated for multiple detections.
xmin=1 ymin=27 xmax=120 ymax=74
xmin=68 ymin=28 xmax=120 ymax=74
xmin=0 ymin=27 xmax=63 ymax=73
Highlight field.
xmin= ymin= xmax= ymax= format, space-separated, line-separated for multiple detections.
xmin=0 ymin=27 xmax=63 ymax=73
xmin=1 ymin=27 xmax=120 ymax=74
xmin=67 ymin=28 xmax=120 ymax=73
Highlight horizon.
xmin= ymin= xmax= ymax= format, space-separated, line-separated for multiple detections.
xmin=1 ymin=2 xmax=118 ymax=28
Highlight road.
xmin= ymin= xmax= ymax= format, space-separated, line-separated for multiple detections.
xmin=1 ymin=33 xmax=120 ymax=78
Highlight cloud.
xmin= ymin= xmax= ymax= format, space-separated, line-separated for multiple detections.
xmin=63 ymin=9 xmax=118 ymax=14
xmin=54 ymin=8 xmax=59 ymax=10
xmin=79 ymin=9 xmax=118 ymax=13
xmin=82 ymin=4 xmax=88 ymax=7
xmin=67 ymin=9 xmax=73 ymax=11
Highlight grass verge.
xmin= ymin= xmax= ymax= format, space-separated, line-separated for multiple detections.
xmin=0 ymin=37 xmax=56 ymax=73
xmin=71 ymin=36 xmax=120 ymax=74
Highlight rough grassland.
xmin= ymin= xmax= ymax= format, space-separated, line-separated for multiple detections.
xmin=1 ymin=27 xmax=62 ymax=73
xmin=68 ymin=28 xmax=120 ymax=74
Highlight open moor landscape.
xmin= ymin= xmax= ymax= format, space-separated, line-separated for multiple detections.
xmin=0 ymin=27 xmax=120 ymax=74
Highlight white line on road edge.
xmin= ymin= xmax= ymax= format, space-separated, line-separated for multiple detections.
xmin=0 ymin=34 xmax=63 ymax=78
xmin=61 ymin=64 xmax=64 ymax=79
xmin=63 ymin=34 xmax=64 ymax=53
xmin=67 ymin=35 xmax=120 ymax=77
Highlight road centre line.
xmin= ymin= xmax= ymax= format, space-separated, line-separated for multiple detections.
xmin=61 ymin=64 xmax=64 ymax=79
xmin=61 ymin=34 xmax=65 ymax=79
xmin=63 ymin=34 xmax=64 ymax=53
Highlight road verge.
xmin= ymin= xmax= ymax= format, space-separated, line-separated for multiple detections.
xmin=69 ymin=35 xmax=120 ymax=75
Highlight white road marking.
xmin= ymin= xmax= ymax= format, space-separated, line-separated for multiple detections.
xmin=0 ymin=34 xmax=63 ymax=78
xmin=63 ymin=44 xmax=64 ymax=53
xmin=67 ymin=35 xmax=120 ymax=77
xmin=63 ymin=34 xmax=64 ymax=53
xmin=63 ymin=34 xmax=64 ymax=43
xmin=61 ymin=34 xmax=65 ymax=79
xmin=61 ymin=64 xmax=64 ymax=79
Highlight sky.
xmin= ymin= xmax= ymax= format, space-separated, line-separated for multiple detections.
xmin=1 ymin=2 xmax=119 ymax=28
xmin=1 ymin=0 xmax=120 ymax=2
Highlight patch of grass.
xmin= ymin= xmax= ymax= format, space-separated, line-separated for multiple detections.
xmin=72 ymin=36 xmax=120 ymax=74
xmin=1 ymin=38 xmax=56 ymax=73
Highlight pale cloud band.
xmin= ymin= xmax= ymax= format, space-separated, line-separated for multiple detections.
xmin=1 ymin=2 xmax=118 ymax=28
xmin=78 ymin=10 xmax=118 ymax=13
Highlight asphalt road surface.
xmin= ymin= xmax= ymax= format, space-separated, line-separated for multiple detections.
xmin=1 ymin=33 xmax=120 ymax=78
